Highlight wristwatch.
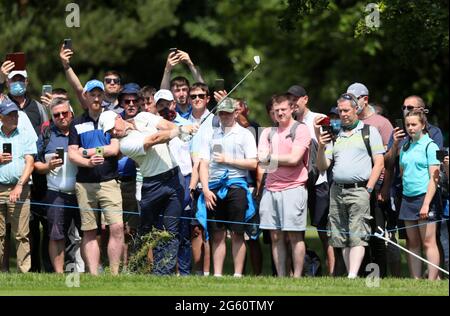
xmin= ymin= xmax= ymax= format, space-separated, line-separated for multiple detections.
xmin=17 ymin=179 xmax=24 ymax=186
xmin=82 ymin=149 xmax=88 ymax=157
xmin=366 ymin=187 xmax=373 ymax=194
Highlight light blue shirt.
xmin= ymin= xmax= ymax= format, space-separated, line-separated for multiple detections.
xmin=0 ymin=127 xmax=37 ymax=184
xmin=400 ymin=133 xmax=440 ymax=197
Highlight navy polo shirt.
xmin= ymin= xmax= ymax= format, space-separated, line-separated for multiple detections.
xmin=37 ymin=124 xmax=68 ymax=161
xmin=68 ymin=111 xmax=118 ymax=183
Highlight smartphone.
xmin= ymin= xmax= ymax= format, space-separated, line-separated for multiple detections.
xmin=2 ymin=143 xmax=12 ymax=154
xmin=42 ymin=84 xmax=52 ymax=96
xmin=395 ymin=119 xmax=404 ymax=130
xmin=95 ymin=147 xmax=104 ymax=156
xmin=169 ymin=47 xmax=178 ymax=55
xmin=5 ymin=52 xmax=26 ymax=70
xmin=436 ymin=150 xmax=448 ymax=162
xmin=319 ymin=116 xmax=331 ymax=126
xmin=212 ymin=144 xmax=223 ymax=154
xmin=214 ymin=79 xmax=225 ymax=92
xmin=321 ymin=125 xmax=333 ymax=136
xmin=63 ymin=38 xmax=72 ymax=50
xmin=56 ymin=147 xmax=65 ymax=164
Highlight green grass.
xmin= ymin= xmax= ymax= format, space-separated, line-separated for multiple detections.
xmin=0 ymin=273 xmax=447 ymax=296
xmin=2 ymin=227 xmax=448 ymax=296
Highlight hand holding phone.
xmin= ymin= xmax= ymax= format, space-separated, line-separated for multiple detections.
xmin=214 ymin=79 xmax=225 ymax=92
xmin=95 ymin=147 xmax=104 ymax=157
xmin=56 ymin=147 xmax=65 ymax=164
xmin=212 ymin=144 xmax=223 ymax=154
xmin=321 ymin=125 xmax=333 ymax=136
xmin=319 ymin=116 xmax=331 ymax=126
xmin=63 ymin=39 xmax=72 ymax=50
xmin=5 ymin=52 xmax=26 ymax=71
xmin=42 ymin=85 xmax=52 ymax=96
xmin=2 ymin=143 xmax=12 ymax=154
xmin=169 ymin=48 xmax=178 ymax=56
xmin=395 ymin=119 xmax=404 ymax=130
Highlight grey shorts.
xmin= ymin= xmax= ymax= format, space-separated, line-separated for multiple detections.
xmin=259 ymin=185 xmax=308 ymax=231
xmin=328 ymin=184 xmax=372 ymax=248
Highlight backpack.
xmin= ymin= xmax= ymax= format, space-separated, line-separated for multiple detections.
xmin=361 ymin=124 xmax=372 ymax=165
xmin=302 ymin=249 xmax=322 ymax=277
xmin=267 ymin=121 xmax=320 ymax=189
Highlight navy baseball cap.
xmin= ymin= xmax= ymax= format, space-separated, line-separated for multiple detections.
xmin=120 ymin=83 xmax=141 ymax=95
xmin=0 ymin=98 xmax=19 ymax=115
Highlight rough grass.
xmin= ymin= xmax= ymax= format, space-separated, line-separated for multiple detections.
xmin=0 ymin=273 xmax=447 ymax=296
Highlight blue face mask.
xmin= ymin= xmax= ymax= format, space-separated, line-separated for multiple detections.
xmin=10 ymin=81 xmax=26 ymax=96
xmin=331 ymin=119 xmax=342 ymax=134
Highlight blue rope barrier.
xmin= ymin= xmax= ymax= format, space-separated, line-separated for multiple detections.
xmin=2 ymin=198 xmax=447 ymax=239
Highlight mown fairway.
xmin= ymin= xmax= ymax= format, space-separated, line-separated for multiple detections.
xmin=0 ymin=273 xmax=447 ymax=296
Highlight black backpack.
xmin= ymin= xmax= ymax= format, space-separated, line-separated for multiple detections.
xmin=267 ymin=121 xmax=320 ymax=189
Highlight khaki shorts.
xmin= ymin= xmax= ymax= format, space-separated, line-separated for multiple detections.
xmin=328 ymin=184 xmax=372 ymax=248
xmin=76 ymin=180 xmax=123 ymax=231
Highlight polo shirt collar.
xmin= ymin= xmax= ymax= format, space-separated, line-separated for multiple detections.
xmin=50 ymin=122 xmax=68 ymax=137
xmin=218 ymin=123 xmax=239 ymax=136
xmin=338 ymin=120 xmax=364 ymax=137
xmin=0 ymin=126 xmax=19 ymax=137
xmin=416 ymin=133 xmax=431 ymax=145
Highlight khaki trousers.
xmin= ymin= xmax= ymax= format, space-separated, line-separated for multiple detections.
xmin=0 ymin=184 xmax=31 ymax=273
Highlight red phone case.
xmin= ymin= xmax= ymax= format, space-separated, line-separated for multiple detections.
xmin=320 ymin=116 xmax=331 ymax=126
xmin=5 ymin=52 xmax=26 ymax=70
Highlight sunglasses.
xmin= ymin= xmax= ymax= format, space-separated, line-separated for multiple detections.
xmin=53 ymin=111 xmax=70 ymax=119
xmin=340 ymin=93 xmax=358 ymax=103
xmin=123 ymin=99 xmax=138 ymax=105
xmin=104 ymin=78 xmax=120 ymax=84
xmin=190 ymin=94 xmax=206 ymax=100
xmin=402 ymin=105 xmax=416 ymax=111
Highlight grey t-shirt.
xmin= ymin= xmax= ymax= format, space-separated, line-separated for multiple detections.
xmin=325 ymin=121 xmax=385 ymax=183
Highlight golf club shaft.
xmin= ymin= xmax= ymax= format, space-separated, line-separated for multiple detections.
xmin=200 ymin=64 xmax=259 ymax=125
xmin=374 ymin=232 xmax=449 ymax=275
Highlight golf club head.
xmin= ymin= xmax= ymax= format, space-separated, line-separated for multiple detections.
xmin=254 ymin=55 xmax=261 ymax=65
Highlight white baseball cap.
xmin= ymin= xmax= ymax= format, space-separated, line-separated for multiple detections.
xmin=8 ymin=70 xmax=28 ymax=80
xmin=154 ymin=89 xmax=174 ymax=104
xmin=98 ymin=110 xmax=119 ymax=133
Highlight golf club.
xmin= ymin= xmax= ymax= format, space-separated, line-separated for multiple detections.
xmin=200 ymin=55 xmax=261 ymax=125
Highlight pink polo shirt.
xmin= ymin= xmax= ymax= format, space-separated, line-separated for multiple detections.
xmin=259 ymin=122 xmax=311 ymax=192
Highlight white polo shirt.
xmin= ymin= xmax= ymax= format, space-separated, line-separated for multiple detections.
xmin=119 ymin=112 xmax=178 ymax=178
xmin=199 ymin=122 xmax=257 ymax=182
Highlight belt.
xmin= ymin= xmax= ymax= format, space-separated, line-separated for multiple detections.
xmin=119 ymin=176 xmax=136 ymax=182
xmin=334 ymin=181 xmax=368 ymax=189
xmin=143 ymin=167 xmax=178 ymax=183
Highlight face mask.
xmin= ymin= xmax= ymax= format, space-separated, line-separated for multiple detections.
xmin=356 ymin=105 xmax=363 ymax=115
xmin=10 ymin=81 xmax=26 ymax=96
xmin=330 ymin=119 xmax=342 ymax=134
xmin=158 ymin=107 xmax=177 ymax=122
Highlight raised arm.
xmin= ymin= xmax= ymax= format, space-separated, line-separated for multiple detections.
xmin=59 ymin=44 xmax=88 ymax=109
xmin=178 ymin=50 xmax=205 ymax=83
xmin=160 ymin=51 xmax=181 ymax=90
